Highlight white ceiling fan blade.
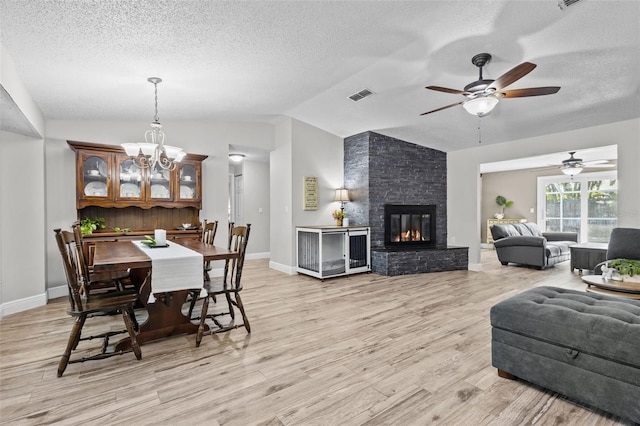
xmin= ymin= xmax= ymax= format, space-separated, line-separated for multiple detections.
xmin=584 ymin=164 xmax=615 ymax=168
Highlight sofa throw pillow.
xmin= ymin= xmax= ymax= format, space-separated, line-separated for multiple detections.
xmin=523 ymin=222 xmax=543 ymax=237
xmin=513 ymin=223 xmax=534 ymax=236
xmin=491 ymin=224 xmax=520 ymax=240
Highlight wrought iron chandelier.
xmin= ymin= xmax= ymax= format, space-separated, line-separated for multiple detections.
xmin=121 ymin=77 xmax=185 ymax=170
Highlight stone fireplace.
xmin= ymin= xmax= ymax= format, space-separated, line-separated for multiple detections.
xmin=343 ymin=131 xmax=468 ymax=276
xmin=384 ymin=204 xmax=436 ymax=248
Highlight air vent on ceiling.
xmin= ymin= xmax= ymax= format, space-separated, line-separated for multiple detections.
xmin=557 ymin=0 xmax=582 ymax=10
xmin=348 ymin=88 xmax=374 ymax=102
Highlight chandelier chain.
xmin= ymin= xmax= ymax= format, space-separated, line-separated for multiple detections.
xmin=153 ymin=80 xmax=159 ymax=123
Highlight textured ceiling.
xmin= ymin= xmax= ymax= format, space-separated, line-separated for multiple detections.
xmin=1 ymin=0 xmax=639 ymax=152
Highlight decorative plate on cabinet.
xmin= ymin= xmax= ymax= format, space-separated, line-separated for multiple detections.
xmin=151 ymin=184 xmax=170 ymax=198
xmin=84 ymin=181 xmax=107 ymax=196
xmin=180 ymin=185 xmax=194 ymax=198
xmin=120 ymin=183 xmax=141 ymax=197
xmin=97 ymin=161 xmax=107 ymax=177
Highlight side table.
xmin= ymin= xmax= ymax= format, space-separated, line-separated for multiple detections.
xmin=570 ymin=242 xmax=608 ymax=274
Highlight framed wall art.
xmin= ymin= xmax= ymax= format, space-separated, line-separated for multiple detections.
xmin=303 ymin=176 xmax=318 ymax=210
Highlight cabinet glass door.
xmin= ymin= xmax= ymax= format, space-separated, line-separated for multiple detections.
xmin=116 ymin=156 xmax=144 ymax=200
xmin=177 ymin=163 xmax=198 ymax=201
xmin=81 ymin=153 xmax=110 ymax=199
xmin=149 ymin=163 xmax=172 ymax=200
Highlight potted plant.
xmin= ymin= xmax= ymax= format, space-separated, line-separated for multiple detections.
xmin=332 ymin=210 xmax=346 ymax=226
xmin=80 ymin=217 xmax=106 ymax=235
xmin=495 ymin=195 xmax=514 ymax=219
xmin=605 ymin=259 xmax=640 ymax=283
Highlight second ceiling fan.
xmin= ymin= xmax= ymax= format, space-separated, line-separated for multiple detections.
xmin=421 ymin=53 xmax=560 ymax=117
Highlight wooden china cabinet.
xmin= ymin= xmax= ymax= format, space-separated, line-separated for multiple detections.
xmin=68 ymin=140 xmax=208 ymax=242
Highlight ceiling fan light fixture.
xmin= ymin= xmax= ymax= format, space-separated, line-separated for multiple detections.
xmin=561 ymin=164 xmax=583 ymax=176
xmin=462 ymin=96 xmax=499 ymax=116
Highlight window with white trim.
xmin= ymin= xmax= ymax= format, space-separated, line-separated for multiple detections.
xmin=537 ymin=171 xmax=617 ymax=243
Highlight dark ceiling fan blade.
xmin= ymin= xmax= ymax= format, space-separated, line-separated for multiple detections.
xmin=500 ymin=86 xmax=561 ymax=98
xmin=488 ymin=62 xmax=537 ymax=91
xmin=420 ymin=101 xmax=464 ymax=116
xmin=425 ymin=86 xmax=468 ymax=95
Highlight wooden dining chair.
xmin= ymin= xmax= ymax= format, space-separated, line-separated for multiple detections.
xmin=71 ymin=221 xmax=134 ymax=299
xmin=201 ymin=219 xmax=219 ymax=281
xmin=187 ymin=221 xmax=231 ymax=317
xmin=196 ymin=224 xmax=251 ymax=347
xmin=54 ymin=228 xmax=141 ymax=377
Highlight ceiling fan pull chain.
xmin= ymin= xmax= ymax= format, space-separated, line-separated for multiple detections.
xmin=478 ymin=118 xmax=482 ymax=144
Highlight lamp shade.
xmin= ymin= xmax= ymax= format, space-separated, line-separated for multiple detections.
xmin=334 ymin=188 xmax=350 ymax=202
xmin=462 ymin=96 xmax=499 ymax=116
xmin=164 ymin=145 xmax=185 ymax=162
xmin=121 ymin=143 xmax=141 ymax=157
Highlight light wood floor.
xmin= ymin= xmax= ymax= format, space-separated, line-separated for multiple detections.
xmin=1 ymin=250 xmax=634 ymax=425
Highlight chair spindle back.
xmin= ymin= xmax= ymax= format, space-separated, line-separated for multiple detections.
xmin=223 ymin=224 xmax=251 ymax=291
xmin=54 ymin=228 xmax=85 ymax=312
xmin=201 ymin=220 xmax=219 ymax=245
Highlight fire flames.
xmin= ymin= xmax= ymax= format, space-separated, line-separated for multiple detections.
xmin=393 ymin=228 xmax=424 ymax=242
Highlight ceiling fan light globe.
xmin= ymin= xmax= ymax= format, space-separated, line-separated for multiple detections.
xmin=462 ymin=97 xmax=499 ymax=116
xmin=561 ymin=165 xmax=583 ymax=176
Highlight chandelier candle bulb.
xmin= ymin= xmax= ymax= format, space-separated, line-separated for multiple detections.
xmin=154 ymin=229 xmax=166 ymax=246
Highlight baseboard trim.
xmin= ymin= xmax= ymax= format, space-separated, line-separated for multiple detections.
xmin=48 ymin=284 xmax=68 ymax=300
xmin=269 ymin=261 xmax=296 ymax=275
xmin=246 ymin=252 xmax=270 ymax=260
xmin=1 ymin=292 xmax=48 ymax=318
xmin=468 ymin=263 xmax=483 ymax=272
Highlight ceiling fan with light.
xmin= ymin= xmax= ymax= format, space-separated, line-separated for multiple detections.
xmin=559 ymin=151 xmax=615 ymax=176
xmin=421 ymin=53 xmax=561 ymax=117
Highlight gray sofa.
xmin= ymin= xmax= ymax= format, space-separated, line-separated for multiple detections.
xmin=490 ymin=286 xmax=640 ymax=423
xmin=490 ymin=222 xmax=578 ymax=269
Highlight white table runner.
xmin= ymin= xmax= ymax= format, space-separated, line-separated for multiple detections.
xmin=132 ymin=240 xmax=205 ymax=303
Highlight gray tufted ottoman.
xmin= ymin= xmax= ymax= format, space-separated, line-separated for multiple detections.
xmin=490 ymin=286 xmax=640 ymax=423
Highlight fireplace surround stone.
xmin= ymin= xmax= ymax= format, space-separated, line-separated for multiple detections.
xmin=343 ymin=131 xmax=468 ymax=276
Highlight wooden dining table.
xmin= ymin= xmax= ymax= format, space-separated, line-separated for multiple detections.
xmin=92 ymin=239 xmax=239 ymax=350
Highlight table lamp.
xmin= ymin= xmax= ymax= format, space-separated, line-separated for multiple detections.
xmin=334 ymin=188 xmax=350 ymax=213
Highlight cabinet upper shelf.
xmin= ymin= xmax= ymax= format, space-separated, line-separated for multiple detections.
xmin=68 ymin=140 xmax=208 ymax=209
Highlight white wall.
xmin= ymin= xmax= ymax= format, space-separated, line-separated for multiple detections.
xmin=242 ymin=159 xmax=270 ymax=255
xmin=448 ymin=118 xmax=640 ymax=270
xmin=269 ymin=117 xmax=293 ymax=272
xmin=0 ymin=132 xmax=47 ymax=314
xmin=0 ymin=44 xmax=46 ymax=316
xmin=269 ymin=117 xmax=344 ymax=273
xmin=291 ymin=119 xmax=344 ymax=230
